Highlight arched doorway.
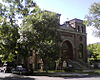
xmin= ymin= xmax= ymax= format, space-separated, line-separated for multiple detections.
xmin=61 ymin=40 xmax=73 ymax=60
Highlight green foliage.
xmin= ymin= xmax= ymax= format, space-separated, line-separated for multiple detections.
xmin=88 ymin=43 xmax=100 ymax=61
xmin=20 ymin=9 xmax=60 ymax=70
xmin=0 ymin=0 xmax=60 ymax=67
xmin=21 ymin=10 xmax=60 ymax=55
xmin=0 ymin=0 xmax=38 ymax=62
xmin=86 ymin=2 xmax=100 ymax=37
xmin=0 ymin=22 xmax=20 ymax=62
xmin=86 ymin=2 xmax=100 ymax=27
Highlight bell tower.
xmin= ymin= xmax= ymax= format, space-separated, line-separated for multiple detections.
xmin=69 ymin=18 xmax=87 ymax=62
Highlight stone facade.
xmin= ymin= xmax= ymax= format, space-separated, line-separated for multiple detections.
xmin=58 ymin=18 xmax=87 ymax=62
xmin=22 ymin=18 xmax=88 ymax=70
xmin=56 ymin=18 xmax=88 ymax=69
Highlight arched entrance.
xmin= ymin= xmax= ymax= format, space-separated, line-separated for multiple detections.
xmin=61 ymin=40 xmax=73 ymax=60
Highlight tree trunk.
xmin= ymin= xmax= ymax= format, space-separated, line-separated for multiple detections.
xmin=42 ymin=59 xmax=48 ymax=73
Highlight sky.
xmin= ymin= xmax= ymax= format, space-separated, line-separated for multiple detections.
xmin=34 ymin=0 xmax=100 ymax=44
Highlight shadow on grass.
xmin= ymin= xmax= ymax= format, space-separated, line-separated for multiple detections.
xmin=63 ymin=75 xmax=100 ymax=79
xmin=25 ymin=72 xmax=54 ymax=76
xmin=25 ymin=71 xmax=100 ymax=78
xmin=62 ymin=72 xmax=100 ymax=79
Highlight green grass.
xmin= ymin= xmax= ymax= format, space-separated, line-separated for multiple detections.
xmin=95 ymin=70 xmax=100 ymax=73
xmin=48 ymin=70 xmax=65 ymax=73
xmin=26 ymin=69 xmax=100 ymax=77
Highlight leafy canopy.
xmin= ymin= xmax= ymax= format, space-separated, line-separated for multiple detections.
xmin=0 ymin=0 xmax=36 ymax=62
xmin=20 ymin=10 xmax=60 ymax=62
xmin=0 ymin=0 xmax=60 ymax=64
xmin=86 ymin=2 xmax=100 ymax=37
xmin=88 ymin=43 xmax=100 ymax=61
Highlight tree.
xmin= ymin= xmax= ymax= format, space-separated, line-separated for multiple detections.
xmin=0 ymin=22 xmax=20 ymax=62
xmin=20 ymin=10 xmax=60 ymax=71
xmin=0 ymin=2 xmax=20 ymax=62
xmin=0 ymin=0 xmax=61 ymax=71
xmin=0 ymin=0 xmax=36 ymax=62
xmin=87 ymin=43 xmax=100 ymax=61
xmin=86 ymin=2 xmax=100 ymax=36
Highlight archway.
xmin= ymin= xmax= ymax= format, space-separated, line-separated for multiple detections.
xmin=61 ymin=40 xmax=73 ymax=60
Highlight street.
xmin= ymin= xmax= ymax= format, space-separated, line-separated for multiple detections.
xmin=0 ymin=72 xmax=100 ymax=80
xmin=0 ymin=73 xmax=34 ymax=80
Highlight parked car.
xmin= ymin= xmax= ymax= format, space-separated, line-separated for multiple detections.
xmin=0 ymin=65 xmax=6 ymax=72
xmin=0 ymin=62 xmax=14 ymax=73
xmin=11 ymin=65 xmax=28 ymax=74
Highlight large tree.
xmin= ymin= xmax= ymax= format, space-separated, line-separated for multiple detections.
xmin=0 ymin=0 xmax=36 ymax=62
xmin=0 ymin=23 xmax=20 ymax=62
xmin=0 ymin=0 xmax=60 ymax=71
xmin=0 ymin=1 xmax=20 ymax=62
xmin=20 ymin=9 xmax=60 ymax=71
xmin=88 ymin=43 xmax=100 ymax=61
xmin=86 ymin=2 xmax=100 ymax=36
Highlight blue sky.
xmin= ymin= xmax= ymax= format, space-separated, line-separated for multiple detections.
xmin=34 ymin=0 xmax=100 ymax=44
xmin=34 ymin=0 xmax=99 ymax=23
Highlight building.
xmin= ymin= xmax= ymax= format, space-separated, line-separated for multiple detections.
xmin=25 ymin=18 xmax=88 ymax=71
xmin=16 ymin=16 xmax=88 ymax=71
xmin=57 ymin=18 xmax=88 ymax=69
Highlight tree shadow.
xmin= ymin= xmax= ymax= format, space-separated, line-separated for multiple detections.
xmin=0 ymin=76 xmax=35 ymax=80
xmin=63 ymin=74 xmax=100 ymax=79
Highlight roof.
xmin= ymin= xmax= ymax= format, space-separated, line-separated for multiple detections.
xmin=69 ymin=18 xmax=83 ymax=23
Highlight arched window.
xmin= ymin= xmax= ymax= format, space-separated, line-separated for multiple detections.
xmin=79 ymin=44 xmax=83 ymax=58
xmin=81 ymin=26 xmax=84 ymax=33
xmin=80 ymin=36 xmax=83 ymax=41
xmin=77 ymin=26 xmax=80 ymax=32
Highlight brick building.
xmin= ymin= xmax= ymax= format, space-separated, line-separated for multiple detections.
xmin=57 ymin=18 xmax=88 ymax=69
xmin=24 ymin=18 xmax=88 ymax=70
xmin=59 ymin=18 xmax=87 ymax=61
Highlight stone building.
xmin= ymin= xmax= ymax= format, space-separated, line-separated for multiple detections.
xmin=25 ymin=18 xmax=88 ymax=70
xmin=59 ymin=18 xmax=87 ymax=60
xmin=57 ymin=18 xmax=88 ymax=69
xmin=17 ymin=17 xmax=88 ymax=71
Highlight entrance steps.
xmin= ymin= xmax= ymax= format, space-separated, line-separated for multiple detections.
xmin=68 ymin=59 xmax=89 ymax=70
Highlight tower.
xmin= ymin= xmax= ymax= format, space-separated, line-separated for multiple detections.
xmin=58 ymin=18 xmax=87 ymax=69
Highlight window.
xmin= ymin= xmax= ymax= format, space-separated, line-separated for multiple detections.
xmin=77 ymin=26 xmax=80 ymax=32
xmin=80 ymin=36 xmax=83 ymax=41
xmin=81 ymin=26 xmax=84 ymax=33
xmin=79 ymin=44 xmax=83 ymax=58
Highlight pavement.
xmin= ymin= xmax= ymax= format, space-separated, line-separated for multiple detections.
xmin=0 ymin=71 xmax=100 ymax=80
